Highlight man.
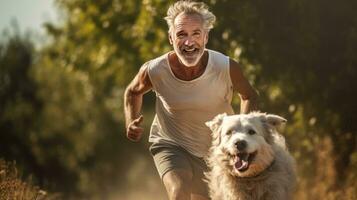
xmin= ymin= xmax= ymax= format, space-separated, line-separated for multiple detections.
xmin=124 ymin=1 xmax=258 ymax=200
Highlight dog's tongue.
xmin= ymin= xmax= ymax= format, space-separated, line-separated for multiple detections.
xmin=235 ymin=153 xmax=249 ymax=171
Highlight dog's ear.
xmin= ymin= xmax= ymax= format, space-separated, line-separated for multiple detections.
xmin=205 ymin=113 xmax=227 ymax=132
xmin=206 ymin=113 xmax=227 ymax=146
xmin=264 ymin=114 xmax=287 ymax=128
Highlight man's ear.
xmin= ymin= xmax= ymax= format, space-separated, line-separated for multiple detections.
xmin=168 ymin=32 xmax=173 ymax=45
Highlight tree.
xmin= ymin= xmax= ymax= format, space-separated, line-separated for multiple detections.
xmin=0 ymin=29 xmax=44 ymax=182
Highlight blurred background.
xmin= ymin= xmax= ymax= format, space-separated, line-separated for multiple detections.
xmin=0 ymin=0 xmax=356 ymax=199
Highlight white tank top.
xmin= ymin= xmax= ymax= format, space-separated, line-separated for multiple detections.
xmin=147 ymin=49 xmax=234 ymax=157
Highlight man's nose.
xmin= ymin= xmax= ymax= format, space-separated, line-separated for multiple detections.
xmin=184 ymin=37 xmax=194 ymax=46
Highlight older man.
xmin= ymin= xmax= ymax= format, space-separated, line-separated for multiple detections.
xmin=124 ymin=1 xmax=258 ymax=200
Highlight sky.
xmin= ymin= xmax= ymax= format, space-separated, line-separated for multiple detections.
xmin=0 ymin=0 xmax=59 ymax=35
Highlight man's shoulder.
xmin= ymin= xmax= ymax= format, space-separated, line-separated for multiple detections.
xmin=144 ymin=52 xmax=170 ymax=79
xmin=207 ymin=49 xmax=230 ymax=70
xmin=207 ymin=49 xmax=229 ymax=59
xmin=144 ymin=52 xmax=169 ymax=69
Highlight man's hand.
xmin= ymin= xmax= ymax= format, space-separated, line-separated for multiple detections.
xmin=126 ymin=115 xmax=144 ymax=142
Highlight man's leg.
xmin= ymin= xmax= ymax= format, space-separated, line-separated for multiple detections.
xmin=150 ymin=143 xmax=194 ymax=200
xmin=189 ymin=153 xmax=210 ymax=200
xmin=162 ymin=169 xmax=193 ymax=200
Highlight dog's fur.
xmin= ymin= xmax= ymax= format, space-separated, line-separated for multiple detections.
xmin=205 ymin=112 xmax=296 ymax=200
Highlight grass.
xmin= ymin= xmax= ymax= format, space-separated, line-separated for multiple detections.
xmin=0 ymin=159 xmax=60 ymax=200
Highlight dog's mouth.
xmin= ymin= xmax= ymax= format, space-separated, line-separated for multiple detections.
xmin=233 ymin=151 xmax=257 ymax=172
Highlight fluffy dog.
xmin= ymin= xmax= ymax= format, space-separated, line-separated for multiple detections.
xmin=205 ymin=112 xmax=296 ymax=200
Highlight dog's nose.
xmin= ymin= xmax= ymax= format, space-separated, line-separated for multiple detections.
xmin=235 ymin=140 xmax=247 ymax=151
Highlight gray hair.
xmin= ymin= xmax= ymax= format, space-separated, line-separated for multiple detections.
xmin=164 ymin=1 xmax=216 ymax=34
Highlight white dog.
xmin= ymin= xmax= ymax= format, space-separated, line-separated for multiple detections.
xmin=205 ymin=112 xmax=296 ymax=200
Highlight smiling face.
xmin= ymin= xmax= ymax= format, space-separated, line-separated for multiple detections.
xmin=219 ymin=115 xmax=274 ymax=177
xmin=206 ymin=113 xmax=287 ymax=178
xmin=169 ymin=13 xmax=208 ymax=67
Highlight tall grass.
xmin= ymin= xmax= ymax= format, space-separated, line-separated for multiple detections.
xmin=293 ymin=137 xmax=357 ymax=200
xmin=0 ymin=159 xmax=60 ymax=200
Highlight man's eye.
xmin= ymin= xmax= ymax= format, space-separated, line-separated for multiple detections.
xmin=248 ymin=129 xmax=256 ymax=135
xmin=177 ymin=33 xmax=186 ymax=38
xmin=226 ymin=130 xmax=233 ymax=135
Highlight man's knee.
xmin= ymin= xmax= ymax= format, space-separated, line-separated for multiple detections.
xmin=170 ymin=183 xmax=190 ymax=199
xmin=163 ymin=169 xmax=192 ymax=200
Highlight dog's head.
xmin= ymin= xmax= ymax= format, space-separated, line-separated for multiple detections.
xmin=206 ymin=112 xmax=287 ymax=177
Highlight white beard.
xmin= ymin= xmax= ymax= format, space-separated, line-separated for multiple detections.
xmin=175 ymin=46 xmax=205 ymax=67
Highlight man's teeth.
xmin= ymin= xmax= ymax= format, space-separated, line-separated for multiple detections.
xmin=183 ymin=48 xmax=195 ymax=52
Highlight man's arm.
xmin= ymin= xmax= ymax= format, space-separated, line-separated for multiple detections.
xmin=124 ymin=63 xmax=152 ymax=141
xmin=229 ymin=58 xmax=258 ymax=114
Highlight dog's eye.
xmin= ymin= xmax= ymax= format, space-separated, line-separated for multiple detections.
xmin=248 ymin=129 xmax=256 ymax=135
xmin=226 ymin=130 xmax=233 ymax=135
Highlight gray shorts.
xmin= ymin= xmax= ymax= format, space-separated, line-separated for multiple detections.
xmin=149 ymin=142 xmax=209 ymax=197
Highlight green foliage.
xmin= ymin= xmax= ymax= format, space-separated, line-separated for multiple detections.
xmin=0 ymin=30 xmax=44 ymax=181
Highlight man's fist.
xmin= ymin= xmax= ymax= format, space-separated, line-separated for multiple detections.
xmin=126 ymin=115 xmax=144 ymax=142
